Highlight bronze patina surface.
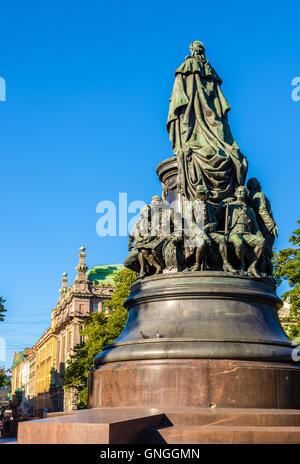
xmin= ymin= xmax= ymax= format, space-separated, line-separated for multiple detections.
xmin=167 ymin=40 xmax=248 ymax=203
xmin=94 ymin=272 xmax=295 ymax=365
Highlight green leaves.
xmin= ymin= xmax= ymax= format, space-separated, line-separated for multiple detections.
xmin=103 ymin=269 xmax=135 ymax=313
xmin=0 ymin=297 xmax=6 ymax=321
xmin=273 ymin=219 xmax=300 ymax=330
xmin=0 ymin=368 xmax=5 ymax=388
xmin=62 ymin=343 xmax=88 ymax=392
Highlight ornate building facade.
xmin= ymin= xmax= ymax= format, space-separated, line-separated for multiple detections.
xmin=11 ymin=246 xmax=123 ymax=416
xmin=51 ymin=247 xmax=122 ymax=411
xmin=11 ymin=348 xmax=33 ymax=416
xmin=27 ymin=350 xmax=36 ymax=413
xmin=278 ymin=301 xmax=297 ymax=335
xmin=33 ymin=327 xmax=56 ymax=416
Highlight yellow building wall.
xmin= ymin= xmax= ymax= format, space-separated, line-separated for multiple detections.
xmin=11 ymin=359 xmax=22 ymax=393
xmin=34 ymin=332 xmax=56 ymax=411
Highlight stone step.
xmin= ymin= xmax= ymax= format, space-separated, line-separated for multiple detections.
xmin=18 ymin=407 xmax=300 ymax=444
xmin=18 ymin=408 xmax=167 ymax=444
xmin=166 ymin=409 xmax=300 ymax=427
xmin=147 ymin=424 xmax=300 ymax=444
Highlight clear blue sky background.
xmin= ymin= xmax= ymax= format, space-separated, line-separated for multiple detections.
xmin=0 ymin=0 xmax=299 ymax=368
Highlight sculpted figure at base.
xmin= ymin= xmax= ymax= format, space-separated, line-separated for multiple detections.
xmin=138 ymin=196 xmax=166 ymax=277
xmin=247 ymin=177 xmax=278 ymax=275
xmin=185 ymin=185 xmax=235 ymax=272
xmin=225 ymin=186 xmax=265 ymax=278
xmin=125 ymin=196 xmax=182 ymax=278
xmin=167 ymin=40 xmax=248 ymax=203
xmin=126 ymin=205 xmax=152 ymax=277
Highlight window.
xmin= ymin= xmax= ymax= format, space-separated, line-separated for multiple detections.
xmin=79 ymin=304 xmax=84 ymax=314
xmin=80 ymin=325 xmax=84 ymax=344
xmin=56 ymin=341 xmax=61 ymax=369
xmin=63 ymin=335 xmax=66 ymax=360
xmin=91 ymin=302 xmax=99 ymax=313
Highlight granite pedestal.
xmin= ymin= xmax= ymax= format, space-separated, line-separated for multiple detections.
xmin=19 ymin=272 xmax=300 ymax=443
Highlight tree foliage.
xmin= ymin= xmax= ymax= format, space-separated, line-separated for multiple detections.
xmin=273 ymin=219 xmax=300 ymax=336
xmin=0 ymin=369 xmax=5 ymax=388
xmin=0 ymin=297 xmax=6 ymax=321
xmin=62 ymin=268 xmax=135 ymax=408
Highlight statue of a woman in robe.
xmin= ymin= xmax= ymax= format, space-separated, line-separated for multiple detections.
xmin=167 ymin=40 xmax=248 ymax=204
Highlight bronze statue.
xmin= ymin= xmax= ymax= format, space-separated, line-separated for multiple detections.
xmin=125 ymin=197 xmax=180 ymax=278
xmin=167 ymin=40 xmax=248 ymax=204
xmin=185 ymin=185 xmax=235 ymax=272
xmin=95 ymin=42 xmax=298 ymax=409
xmin=138 ymin=196 xmax=166 ymax=277
xmin=247 ymin=177 xmax=278 ymax=275
xmin=126 ymin=205 xmax=152 ymax=277
xmin=124 ymin=42 xmax=277 ymax=282
xmin=224 ymin=186 xmax=265 ymax=278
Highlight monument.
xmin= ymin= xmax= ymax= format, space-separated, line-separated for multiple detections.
xmin=19 ymin=41 xmax=300 ymax=444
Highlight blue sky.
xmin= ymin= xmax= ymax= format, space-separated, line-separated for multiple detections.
xmin=0 ymin=0 xmax=299 ymax=368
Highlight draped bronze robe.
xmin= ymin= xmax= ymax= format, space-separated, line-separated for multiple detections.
xmin=167 ymin=56 xmax=248 ymax=204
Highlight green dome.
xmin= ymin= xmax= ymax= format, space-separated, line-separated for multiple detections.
xmin=87 ymin=264 xmax=124 ymax=286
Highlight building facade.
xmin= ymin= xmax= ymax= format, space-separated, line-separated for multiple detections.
xmin=11 ymin=348 xmax=33 ymax=415
xmin=27 ymin=350 xmax=36 ymax=413
xmin=11 ymin=246 xmax=123 ymax=416
xmin=33 ymin=327 xmax=56 ymax=416
xmin=278 ymin=300 xmax=297 ymax=335
xmin=52 ymin=247 xmax=122 ymax=411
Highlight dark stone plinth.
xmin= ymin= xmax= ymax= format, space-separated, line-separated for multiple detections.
xmin=88 ymin=359 xmax=300 ymax=410
xmin=94 ymin=272 xmax=295 ymax=365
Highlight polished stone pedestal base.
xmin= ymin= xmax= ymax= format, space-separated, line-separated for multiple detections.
xmin=18 ymin=272 xmax=300 ymax=444
xmin=17 ymin=408 xmax=166 ymax=444
xmin=18 ymin=358 xmax=300 ymax=444
xmin=89 ymin=359 xmax=300 ymax=410
xmin=18 ymin=407 xmax=300 ymax=444
xmin=144 ymin=408 xmax=300 ymax=444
